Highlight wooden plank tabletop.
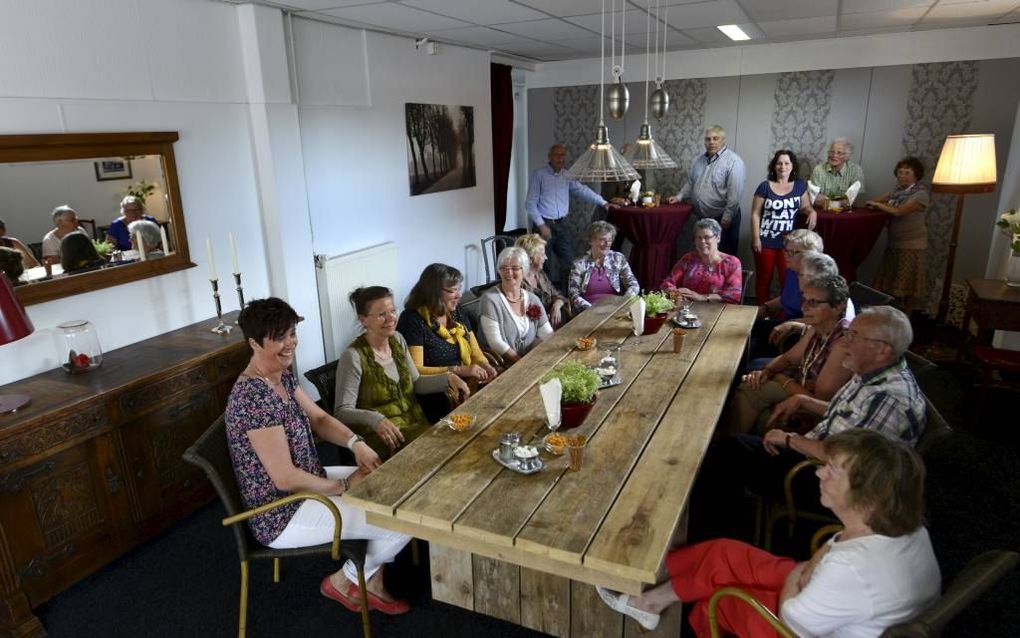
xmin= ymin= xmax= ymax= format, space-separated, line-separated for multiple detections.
xmin=345 ymin=295 xmax=756 ymax=594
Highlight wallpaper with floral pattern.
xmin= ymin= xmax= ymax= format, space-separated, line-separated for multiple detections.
xmin=770 ymin=70 xmax=835 ymax=179
xmin=901 ymin=61 xmax=979 ymax=315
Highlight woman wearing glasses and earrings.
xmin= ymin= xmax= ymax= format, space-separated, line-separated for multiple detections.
xmin=724 ymin=274 xmax=853 ymax=435
xmin=334 ymin=286 xmax=471 ymax=459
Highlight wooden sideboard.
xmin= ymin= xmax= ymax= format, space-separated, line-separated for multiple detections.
xmin=0 ymin=313 xmax=249 ymax=637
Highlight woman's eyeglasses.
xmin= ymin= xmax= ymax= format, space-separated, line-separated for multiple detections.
xmin=368 ymin=309 xmax=398 ymax=321
xmin=499 ymin=265 xmax=523 ymax=273
xmin=783 ymin=248 xmax=804 ymax=256
xmin=801 ymin=297 xmax=832 ymax=309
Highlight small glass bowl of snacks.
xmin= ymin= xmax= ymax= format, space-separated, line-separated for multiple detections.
xmin=445 ymin=413 xmax=475 ymax=432
xmin=575 ymin=336 xmax=597 ymax=351
xmin=543 ymin=432 xmax=568 ymax=455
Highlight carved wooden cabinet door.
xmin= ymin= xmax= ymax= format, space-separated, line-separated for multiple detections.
xmin=118 ymin=389 xmax=216 ymax=538
xmin=0 ymin=432 xmax=129 ymax=606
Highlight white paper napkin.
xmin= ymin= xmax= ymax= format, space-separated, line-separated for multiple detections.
xmin=539 ymin=378 xmax=562 ymax=427
xmin=630 ymin=297 xmax=646 ymax=336
xmin=846 ymin=181 xmax=862 ymax=206
xmin=629 ymin=179 xmax=641 ymax=204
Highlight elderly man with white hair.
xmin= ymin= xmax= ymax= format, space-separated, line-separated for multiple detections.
xmin=41 ymin=205 xmax=87 ymax=265
xmin=809 ymin=138 xmax=864 ymax=209
xmin=669 ymin=125 xmax=746 ymax=256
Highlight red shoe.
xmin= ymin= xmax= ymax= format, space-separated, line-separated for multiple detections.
xmin=320 ymin=576 xmax=361 ymax=612
xmin=353 ymin=584 xmax=411 ymax=615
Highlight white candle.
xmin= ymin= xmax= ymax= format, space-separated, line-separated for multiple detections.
xmin=229 ymin=232 xmax=239 ymax=275
xmin=206 ymin=237 xmax=217 ymax=280
xmin=136 ymin=230 xmax=147 ymax=261
xmin=160 ymin=225 xmax=169 ymax=255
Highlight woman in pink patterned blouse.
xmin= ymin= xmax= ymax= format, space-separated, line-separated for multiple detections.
xmin=660 ymin=218 xmax=743 ymax=303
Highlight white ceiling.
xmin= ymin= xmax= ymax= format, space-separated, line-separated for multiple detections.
xmin=257 ymin=0 xmax=1020 ymax=62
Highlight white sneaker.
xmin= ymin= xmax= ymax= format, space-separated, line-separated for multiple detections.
xmin=595 ymin=586 xmax=660 ymax=631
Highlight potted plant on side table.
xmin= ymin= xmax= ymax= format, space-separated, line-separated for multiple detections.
xmin=543 ymin=361 xmax=600 ymax=430
xmin=641 ymin=291 xmax=675 ymax=335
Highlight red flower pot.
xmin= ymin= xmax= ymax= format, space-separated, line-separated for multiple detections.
xmin=643 ymin=313 xmax=668 ymax=335
xmin=559 ymin=395 xmax=597 ymax=430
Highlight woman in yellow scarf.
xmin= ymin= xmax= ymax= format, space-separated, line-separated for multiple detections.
xmin=397 ymin=263 xmax=497 ymax=422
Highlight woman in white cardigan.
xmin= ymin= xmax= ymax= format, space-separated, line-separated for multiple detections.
xmin=478 ymin=247 xmax=553 ymax=364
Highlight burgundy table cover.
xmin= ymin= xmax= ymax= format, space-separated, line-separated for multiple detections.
xmin=608 ymin=203 xmax=693 ymax=290
xmin=800 ymin=207 xmax=889 ymax=283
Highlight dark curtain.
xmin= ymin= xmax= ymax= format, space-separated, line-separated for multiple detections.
xmin=491 ymin=63 xmax=514 ymax=234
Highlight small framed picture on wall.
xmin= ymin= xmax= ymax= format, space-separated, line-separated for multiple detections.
xmin=94 ymin=158 xmax=133 ymax=181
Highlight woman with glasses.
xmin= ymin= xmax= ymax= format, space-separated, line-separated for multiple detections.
xmin=397 ymin=263 xmax=496 ymax=422
xmin=726 ymin=274 xmax=852 ymax=434
xmin=660 ymin=218 xmax=742 ymax=303
xmin=334 ymin=286 xmax=470 ymax=459
xmin=479 ymin=247 xmax=553 ymax=364
xmin=758 ymin=229 xmax=824 ymax=321
xmin=750 ymin=150 xmax=817 ymax=307
xmin=568 ymin=221 xmax=640 ymax=311
xmin=866 ymin=157 xmax=929 ymax=315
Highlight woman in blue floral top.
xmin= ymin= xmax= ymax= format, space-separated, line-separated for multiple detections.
xmin=225 ymin=298 xmax=411 ymax=615
xmin=568 ymin=221 xmax=640 ymax=311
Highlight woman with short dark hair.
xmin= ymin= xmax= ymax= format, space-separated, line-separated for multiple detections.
xmin=225 ymin=297 xmax=412 ymax=615
xmin=866 ymin=157 xmax=929 ymax=314
xmin=397 ymin=263 xmax=496 ymax=422
xmin=335 ymin=286 xmax=470 ymax=457
xmin=596 ymin=429 xmax=940 ymax=636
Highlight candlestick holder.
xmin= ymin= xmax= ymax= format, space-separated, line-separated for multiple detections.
xmin=209 ymin=278 xmax=233 ymax=334
xmin=233 ymin=272 xmax=246 ymax=319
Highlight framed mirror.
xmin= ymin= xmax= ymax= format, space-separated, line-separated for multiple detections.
xmin=0 ymin=132 xmax=193 ymax=306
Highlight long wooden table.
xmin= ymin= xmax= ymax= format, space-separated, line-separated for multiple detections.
xmin=345 ymin=295 xmax=756 ymax=637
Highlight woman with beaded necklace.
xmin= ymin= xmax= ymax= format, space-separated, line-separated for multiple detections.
xmin=724 ymin=274 xmax=853 ymax=434
xmin=334 ymin=286 xmax=470 ymax=458
xmin=478 ymin=246 xmax=552 ymax=364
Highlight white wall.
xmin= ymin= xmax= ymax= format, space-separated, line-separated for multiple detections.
xmin=294 ymin=19 xmax=493 ymax=302
xmin=0 ymin=0 xmax=270 ymax=385
xmin=0 ymin=1 xmax=499 ymax=392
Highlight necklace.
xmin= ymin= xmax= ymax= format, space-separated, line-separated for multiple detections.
xmin=252 ymin=363 xmax=282 ymax=387
xmin=501 ymin=287 xmax=523 ymax=303
xmin=799 ymin=324 xmax=842 ymax=386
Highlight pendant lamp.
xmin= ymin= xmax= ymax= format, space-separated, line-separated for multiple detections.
xmin=567 ymin=0 xmax=639 ymax=183
xmin=650 ymin=0 xmax=670 ymax=120
xmin=624 ymin=4 xmax=677 ymax=170
xmin=605 ymin=0 xmax=629 ymax=120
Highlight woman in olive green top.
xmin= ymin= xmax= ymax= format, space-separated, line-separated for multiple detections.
xmin=334 ymin=286 xmax=471 ymax=459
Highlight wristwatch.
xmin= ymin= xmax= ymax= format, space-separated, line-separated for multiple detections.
xmin=340 ymin=476 xmax=350 ymax=493
xmin=346 ymin=434 xmax=364 ymax=451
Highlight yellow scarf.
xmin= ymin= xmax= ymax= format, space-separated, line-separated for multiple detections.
xmin=418 ymin=307 xmax=471 ymax=365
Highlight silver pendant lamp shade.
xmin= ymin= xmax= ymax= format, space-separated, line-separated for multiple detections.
xmin=624 ymin=123 xmax=677 ymax=169
xmin=623 ymin=2 xmax=676 ymax=170
xmin=650 ymin=85 xmax=670 ymax=120
xmin=567 ymin=0 xmax=639 ymax=183
xmin=606 ymin=78 xmax=629 ymax=120
xmin=568 ymin=125 xmax=640 ymax=182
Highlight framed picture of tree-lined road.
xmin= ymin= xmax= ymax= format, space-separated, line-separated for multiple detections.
xmin=405 ymin=102 xmax=476 ymax=196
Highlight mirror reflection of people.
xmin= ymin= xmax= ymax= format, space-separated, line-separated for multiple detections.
xmin=41 ymin=205 xmax=86 ymax=265
xmin=59 ymin=232 xmax=104 ymax=274
xmin=128 ymin=219 xmax=165 ymax=259
xmin=107 ymin=196 xmax=157 ymax=251
xmin=0 ymin=247 xmax=25 ymax=285
xmin=0 ymin=218 xmax=40 ymax=268
xmin=225 ymin=298 xmax=412 ymax=615
xmin=597 ymin=430 xmax=939 ymax=637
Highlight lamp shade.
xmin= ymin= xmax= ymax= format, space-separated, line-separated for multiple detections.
xmin=567 ymin=125 xmax=640 ymax=183
xmin=931 ymin=134 xmax=997 ymax=194
xmin=624 ymin=123 xmax=678 ymax=170
xmin=0 ymin=275 xmax=33 ymax=345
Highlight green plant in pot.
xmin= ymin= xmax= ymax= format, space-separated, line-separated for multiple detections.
xmin=640 ymin=291 xmax=675 ymax=334
xmin=543 ymin=361 xmax=600 ymax=430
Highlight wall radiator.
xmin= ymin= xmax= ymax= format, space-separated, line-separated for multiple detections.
xmin=314 ymin=242 xmax=399 ymax=362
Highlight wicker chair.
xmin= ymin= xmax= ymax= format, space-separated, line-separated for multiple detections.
xmin=707 ymin=550 xmax=1019 ymax=638
xmin=182 ymin=416 xmax=372 ymax=638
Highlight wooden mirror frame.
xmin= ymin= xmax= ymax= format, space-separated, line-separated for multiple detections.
xmin=0 ymin=131 xmax=193 ymax=306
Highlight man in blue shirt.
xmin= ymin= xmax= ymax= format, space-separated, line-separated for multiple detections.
xmin=525 ymin=144 xmax=613 ymax=287
xmin=669 ymin=126 xmax=745 ymax=256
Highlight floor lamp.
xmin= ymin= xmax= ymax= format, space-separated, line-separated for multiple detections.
xmin=0 ymin=275 xmax=34 ymax=413
xmin=931 ymin=134 xmax=997 ymax=324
